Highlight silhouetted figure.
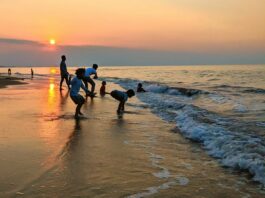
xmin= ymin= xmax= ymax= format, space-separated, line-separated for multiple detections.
xmin=100 ymin=81 xmax=107 ymax=96
xmin=82 ymin=64 xmax=98 ymax=94
xmin=31 ymin=68 xmax=34 ymax=78
xmin=8 ymin=68 xmax=11 ymax=76
xmin=110 ymin=89 xmax=135 ymax=114
xmin=137 ymin=83 xmax=146 ymax=92
xmin=60 ymin=55 xmax=70 ymax=91
xmin=70 ymin=68 xmax=90 ymax=119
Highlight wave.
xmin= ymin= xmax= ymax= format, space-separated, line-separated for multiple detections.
xmin=100 ymin=77 xmax=208 ymax=97
xmin=214 ymin=85 xmax=265 ymax=94
xmin=104 ymin=76 xmax=265 ymax=185
xmin=176 ymin=106 xmax=265 ymax=185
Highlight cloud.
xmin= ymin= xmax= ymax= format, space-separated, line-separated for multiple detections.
xmin=0 ymin=38 xmax=264 ymax=66
xmin=0 ymin=38 xmax=43 ymax=46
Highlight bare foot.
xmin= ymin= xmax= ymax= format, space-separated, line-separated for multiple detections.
xmin=78 ymin=112 xmax=84 ymax=115
xmin=74 ymin=114 xmax=79 ymax=119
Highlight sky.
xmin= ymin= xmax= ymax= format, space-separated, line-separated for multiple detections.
xmin=0 ymin=0 xmax=264 ymax=66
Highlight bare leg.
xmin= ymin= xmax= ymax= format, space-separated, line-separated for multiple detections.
xmin=66 ymin=76 xmax=70 ymax=89
xmin=60 ymin=77 xmax=64 ymax=90
xmin=75 ymin=103 xmax=83 ymax=119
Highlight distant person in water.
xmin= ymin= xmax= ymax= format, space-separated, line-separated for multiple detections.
xmin=8 ymin=68 xmax=11 ymax=76
xmin=70 ymin=68 xmax=90 ymax=119
xmin=137 ymin=83 xmax=146 ymax=92
xmin=83 ymin=64 xmax=98 ymax=94
xmin=110 ymin=89 xmax=135 ymax=114
xmin=31 ymin=68 xmax=34 ymax=78
xmin=59 ymin=55 xmax=70 ymax=90
xmin=100 ymin=81 xmax=108 ymax=96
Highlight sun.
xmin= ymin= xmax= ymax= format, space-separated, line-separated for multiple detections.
xmin=49 ymin=39 xmax=56 ymax=45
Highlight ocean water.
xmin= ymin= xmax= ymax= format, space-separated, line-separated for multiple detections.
xmin=0 ymin=65 xmax=265 ymax=197
xmin=99 ymin=65 xmax=265 ymax=185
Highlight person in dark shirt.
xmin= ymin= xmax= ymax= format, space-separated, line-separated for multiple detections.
xmin=59 ymin=55 xmax=70 ymax=90
xmin=100 ymin=81 xmax=107 ymax=96
xmin=110 ymin=89 xmax=135 ymax=113
xmin=137 ymin=83 xmax=146 ymax=92
xmin=8 ymin=68 xmax=11 ymax=76
xmin=31 ymin=68 xmax=34 ymax=78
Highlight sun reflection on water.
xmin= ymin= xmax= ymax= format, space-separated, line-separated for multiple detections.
xmin=48 ymin=78 xmax=56 ymax=109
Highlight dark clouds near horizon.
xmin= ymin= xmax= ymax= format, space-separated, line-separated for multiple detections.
xmin=0 ymin=38 xmax=264 ymax=66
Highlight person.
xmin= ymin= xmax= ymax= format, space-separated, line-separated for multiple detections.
xmin=83 ymin=64 xmax=98 ymax=94
xmin=60 ymin=55 xmax=70 ymax=90
xmin=100 ymin=81 xmax=107 ymax=96
xmin=8 ymin=68 xmax=11 ymax=76
xmin=31 ymin=68 xmax=34 ymax=78
xmin=70 ymin=68 xmax=91 ymax=119
xmin=110 ymin=89 xmax=135 ymax=113
xmin=137 ymin=83 xmax=146 ymax=92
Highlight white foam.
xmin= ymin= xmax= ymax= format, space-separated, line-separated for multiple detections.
xmin=126 ymin=179 xmax=187 ymax=198
xmin=176 ymin=176 xmax=189 ymax=185
xmin=153 ymin=169 xmax=170 ymax=179
xmin=176 ymin=106 xmax=265 ymax=185
xmin=103 ymin=76 xmax=265 ymax=185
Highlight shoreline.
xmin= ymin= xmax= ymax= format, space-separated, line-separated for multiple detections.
xmin=0 ymin=75 xmax=27 ymax=89
xmin=0 ymin=78 xmax=264 ymax=197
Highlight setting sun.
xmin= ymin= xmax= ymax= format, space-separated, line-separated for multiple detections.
xmin=49 ymin=39 xmax=56 ymax=45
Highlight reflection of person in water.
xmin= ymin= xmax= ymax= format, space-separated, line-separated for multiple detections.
xmin=61 ymin=118 xmax=85 ymax=185
xmin=60 ymin=89 xmax=69 ymax=107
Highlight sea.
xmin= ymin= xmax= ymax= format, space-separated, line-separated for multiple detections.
xmin=0 ymin=65 xmax=264 ymax=197
xmin=99 ymin=65 xmax=265 ymax=185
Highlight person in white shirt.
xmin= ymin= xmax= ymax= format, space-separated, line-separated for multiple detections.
xmin=83 ymin=64 xmax=98 ymax=95
xmin=70 ymin=68 xmax=90 ymax=119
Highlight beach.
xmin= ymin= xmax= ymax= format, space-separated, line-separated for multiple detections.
xmin=0 ymin=69 xmax=265 ymax=197
xmin=0 ymin=75 xmax=27 ymax=89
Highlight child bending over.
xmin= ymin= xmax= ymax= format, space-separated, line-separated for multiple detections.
xmin=110 ymin=89 xmax=135 ymax=113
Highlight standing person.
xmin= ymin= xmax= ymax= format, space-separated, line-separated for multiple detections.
xmin=83 ymin=64 xmax=98 ymax=95
xmin=59 ymin=55 xmax=70 ymax=90
xmin=110 ymin=89 xmax=135 ymax=114
xmin=70 ymin=68 xmax=90 ymax=119
xmin=8 ymin=68 xmax=11 ymax=76
xmin=31 ymin=68 xmax=34 ymax=78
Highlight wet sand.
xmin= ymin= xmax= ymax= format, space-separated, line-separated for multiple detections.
xmin=0 ymin=77 xmax=264 ymax=197
xmin=0 ymin=76 xmax=27 ymax=89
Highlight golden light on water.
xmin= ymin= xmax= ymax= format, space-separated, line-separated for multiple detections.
xmin=48 ymin=78 xmax=56 ymax=108
xmin=49 ymin=83 xmax=55 ymax=91
xmin=50 ymin=68 xmax=57 ymax=74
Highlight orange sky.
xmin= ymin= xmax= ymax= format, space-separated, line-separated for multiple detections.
xmin=0 ymin=0 xmax=264 ymax=52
